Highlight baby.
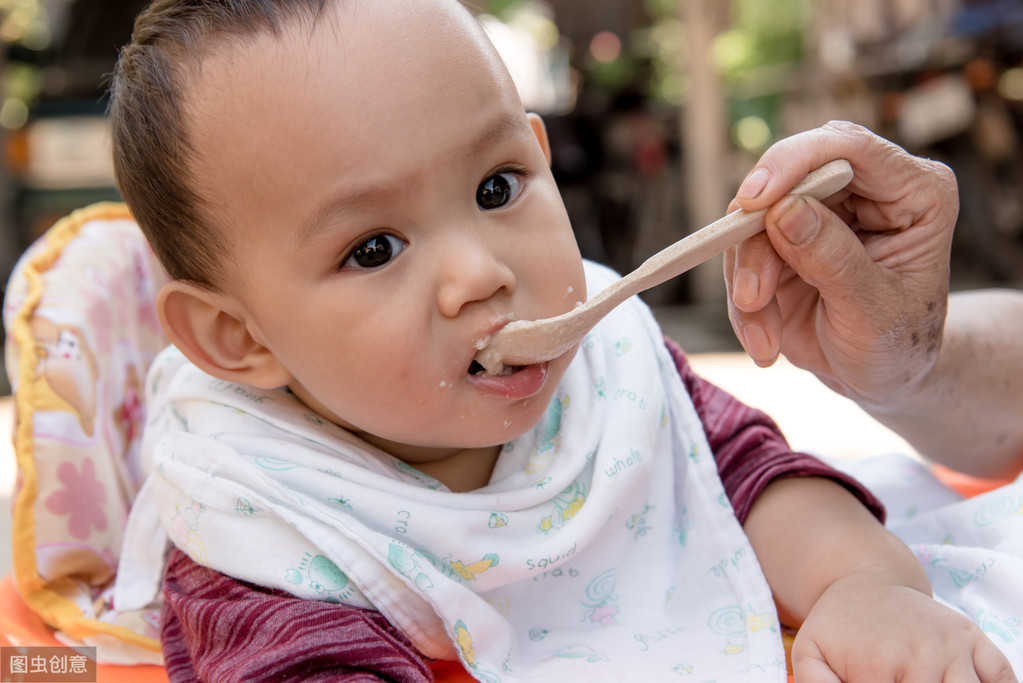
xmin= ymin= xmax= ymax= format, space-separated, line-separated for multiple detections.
xmin=110 ymin=0 xmax=1014 ymax=681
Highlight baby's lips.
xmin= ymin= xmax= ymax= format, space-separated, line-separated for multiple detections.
xmin=471 ymin=313 xmax=519 ymax=373
xmin=468 ymin=361 xmax=548 ymax=399
xmin=478 ymin=313 xmax=517 ymax=344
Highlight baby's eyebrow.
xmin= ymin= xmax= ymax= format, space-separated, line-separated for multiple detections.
xmin=458 ymin=110 xmax=530 ymax=166
xmin=295 ymin=110 xmax=530 ymax=248
xmin=296 ymin=183 xmax=405 ymax=250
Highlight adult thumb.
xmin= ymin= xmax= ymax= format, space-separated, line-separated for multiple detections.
xmin=763 ymin=194 xmax=882 ymax=302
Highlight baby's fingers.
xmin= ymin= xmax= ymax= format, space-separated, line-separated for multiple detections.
xmin=793 ymin=650 xmax=983 ymax=683
xmin=929 ymin=642 xmax=1016 ymax=683
xmin=790 ymin=628 xmax=1017 ymax=683
xmin=972 ymin=637 xmax=1018 ymax=683
xmin=790 ymin=648 xmax=841 ymax=683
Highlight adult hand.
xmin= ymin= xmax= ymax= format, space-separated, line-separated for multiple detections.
xmin=724 ymin=121 xmax=958 ymax=410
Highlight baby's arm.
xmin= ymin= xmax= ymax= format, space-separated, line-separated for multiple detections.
xmin=744 ymin=476 xmax=1016 ymax=682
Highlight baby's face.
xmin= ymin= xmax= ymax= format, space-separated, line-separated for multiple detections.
xmin=185 ymin=0 xmax=585 ymax=470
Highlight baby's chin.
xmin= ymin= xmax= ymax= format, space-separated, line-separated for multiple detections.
xmin=287 ymin=349 xmax=576 ymax=455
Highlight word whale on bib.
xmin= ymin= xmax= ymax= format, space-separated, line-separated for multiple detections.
xmin=123 ymin=261 xmax=786 ymax=682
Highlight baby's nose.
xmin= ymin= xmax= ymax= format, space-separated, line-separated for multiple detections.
xmin=436 ymin=241 xmax=516 ymax=317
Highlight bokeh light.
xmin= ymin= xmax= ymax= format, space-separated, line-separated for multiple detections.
xmin=589 ymin=31 xmax=622 ymax=64
xmin=998 ymin=67 xmax=1023 ymax=101
xmin=733 ymin=115 xmax=771 ymax=151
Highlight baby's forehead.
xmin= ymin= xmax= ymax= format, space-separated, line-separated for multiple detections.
xmin=188 ymin=0 xmax=493 ymax=90
xmin=184 ymin=0 xmax=507 ymax=121
xmin=179 ymin=0 xmax=524 ymax=257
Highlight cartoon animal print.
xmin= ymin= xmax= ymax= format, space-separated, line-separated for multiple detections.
xmin=453 ymin=621 xmax=502 ymax=683
xmin=707 ymin=605 xmax=777 ymax=655
xmin=538 ymin=481 xmax=587 ymax=534
xmin=975 ymin=607 xmax=1022 ymax=644
xmin=625 ymin=503 xmax=654 ymax=539
xmin=973 ymin=493 xmax=1023 ymax=527
xmin=168 ymin=500 xmax=208 ymax=565
xmin=915 ymin=544 xmax=997 ymax=588
xmin=30 ymin=316 xmax=99 ymax=435
xmin=674 ymin=504 xmax=692 ymax=547
xmin=449 ymin=553 xmax=500 ymax=581
xmin=405 ymin=547 xmax=501 ymax=584
xmin=112 ymin=363 xmax=144 ymax=450
xmin=553 ymin=644 xmax=608 ymax=662
xmin=454 ymin=620 xmax=476 ymax=667
xmin=580 ymin=568 xmax=619 ymax=626
xmin=526 ymin=396 xmax=569 ymax=473
xmin=387 ymin=540 xmax=434 ymax=591
xmin=285 ymin=552 xmax=355 ymax=602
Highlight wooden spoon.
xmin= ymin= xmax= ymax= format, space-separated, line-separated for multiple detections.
xmin=474 ymin=159 xmax=854 ymax=374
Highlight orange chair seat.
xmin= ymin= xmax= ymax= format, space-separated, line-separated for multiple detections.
xmin=0 ymin=575 xmax=167 ymax=682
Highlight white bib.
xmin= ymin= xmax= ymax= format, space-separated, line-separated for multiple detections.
xmin=126 ymin=261 xmax=786 ymax=682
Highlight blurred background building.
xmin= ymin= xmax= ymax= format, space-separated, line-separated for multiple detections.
xmin=1 ymin=0 xmax=1022 ymax=395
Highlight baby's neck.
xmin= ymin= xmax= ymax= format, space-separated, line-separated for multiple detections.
xmin=409 ymin=444 xmax=503 ymax=492
xmin=288 ymin=385 xmax=504 ymax=492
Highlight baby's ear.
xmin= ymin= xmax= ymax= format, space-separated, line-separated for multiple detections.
xmin=527 ymin=112 xmax=552 ymax=166
xmin=157 ymin=280 xmax=293 ymax=389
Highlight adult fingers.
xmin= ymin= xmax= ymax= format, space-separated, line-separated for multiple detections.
xmin=724 ymin=233 xmax=785 ymax=366
xmin=759 ymin=194 xmax=887 ymax=314
xmin=733 ymin=121 xmax=950 ymax=217
xmin=724 ymin=229 xmax=786 ymax=313
xmin=725 ymin=288 xmax=783 ymax=367
xmin=725 ymin=228 xmax=784 ymax=312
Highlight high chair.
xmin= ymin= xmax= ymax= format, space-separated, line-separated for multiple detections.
xmin=2 ymin=203 xmax=168 ymax=678
xmin=2 ymin=203 xmax=1010 ymax=681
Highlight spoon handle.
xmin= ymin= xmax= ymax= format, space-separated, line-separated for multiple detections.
xmin=572 ymin=201 xmax=770 ymax=326
xmin=477 ymin=159 xmax=854 ymax=372
xmin=607 ymin=158 xmax=854 ymax=305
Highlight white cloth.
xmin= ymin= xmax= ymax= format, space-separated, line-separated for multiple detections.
xmin=836 ymin=454 xmax=1023 ymax=672
xmin=122 ymin=261 xmax=786 ymax=681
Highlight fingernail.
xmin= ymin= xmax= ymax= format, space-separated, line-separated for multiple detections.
xmin=775 ymin=196 xmax=820 ymax=246
xmin=733 ymin=269 xmax=759 ymax=307
xmin=737 ymin=168 xmax=769 ymax=199
xmin=741 ymin=323 xmax=771 ymax=361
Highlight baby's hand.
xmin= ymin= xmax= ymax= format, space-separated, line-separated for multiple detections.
xmin=791 ymin=570 xmax=1017 ymax=682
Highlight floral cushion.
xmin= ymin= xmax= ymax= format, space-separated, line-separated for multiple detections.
xmin=3 ymin=203 xmax=167 ymax=660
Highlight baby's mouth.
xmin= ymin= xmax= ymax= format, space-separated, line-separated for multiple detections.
xmin=468 ymin=359 xmax=522 ymax=377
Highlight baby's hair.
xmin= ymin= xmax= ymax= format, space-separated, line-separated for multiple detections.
xmin=109 ymin=0 xmax=330 ymax=290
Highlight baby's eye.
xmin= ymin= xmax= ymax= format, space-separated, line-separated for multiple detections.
xmin=476 ymin=172 xmax=522 ymax=210
xmin=343 ymin=233 xmax=407 ymax=270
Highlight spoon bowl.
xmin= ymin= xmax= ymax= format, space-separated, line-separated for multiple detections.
xmin=475 ymin=159 xmax=854 ymax=375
